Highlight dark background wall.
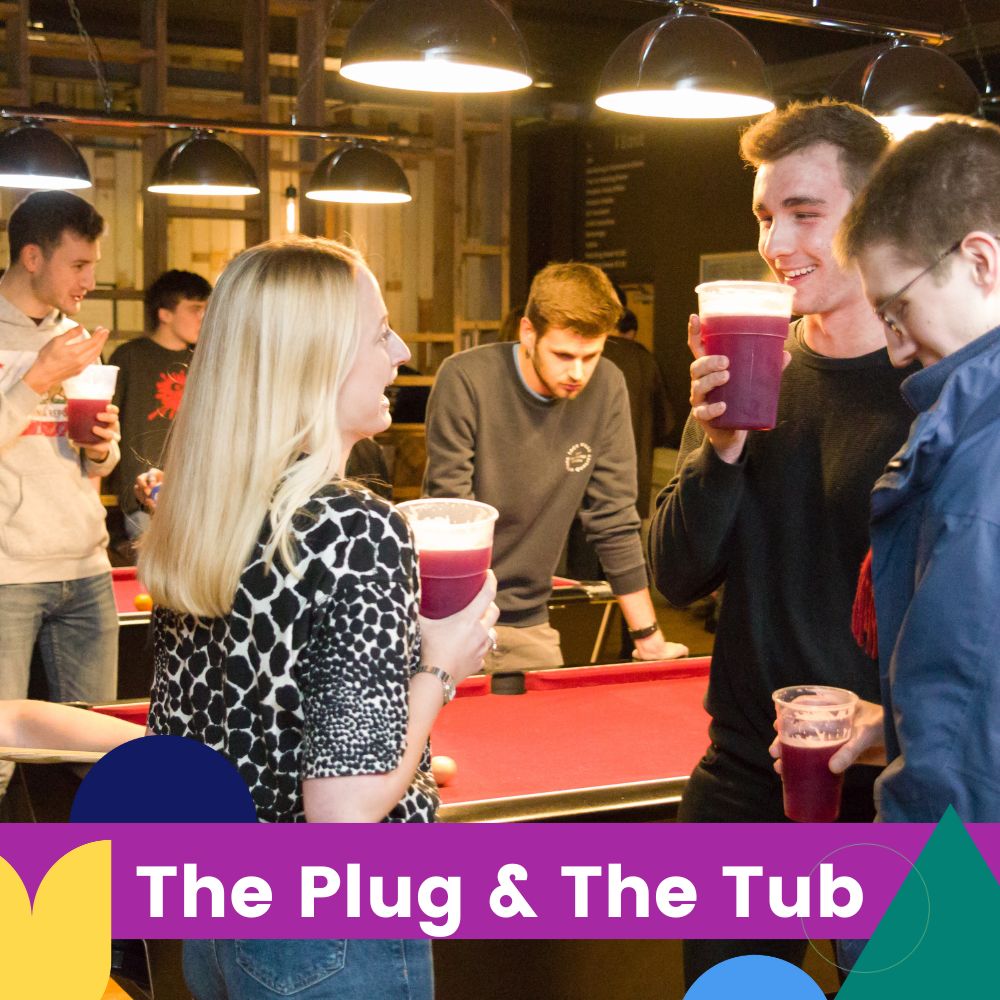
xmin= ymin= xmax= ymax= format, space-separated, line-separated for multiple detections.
xmin=512 ymin=119 xmax=759 ymax=447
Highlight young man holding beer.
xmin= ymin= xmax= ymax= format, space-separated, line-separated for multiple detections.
xmin=647 ymin=101 xmax=915 ymax=984
xmin=832 ymin=117 xmax=1000 ymax=824
xmin=0 ymin=191 xmax=121 ymax=796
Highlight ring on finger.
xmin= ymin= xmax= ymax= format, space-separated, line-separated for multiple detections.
xmin=487 ymin=626 xmax=498 ymax=652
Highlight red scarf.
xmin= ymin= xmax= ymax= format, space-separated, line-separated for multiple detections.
xmin=851 ymin=547 xmax=878 ymax=660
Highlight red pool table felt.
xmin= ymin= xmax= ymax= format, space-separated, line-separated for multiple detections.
xmin=433 ymin=658 xmax=710 ymax=819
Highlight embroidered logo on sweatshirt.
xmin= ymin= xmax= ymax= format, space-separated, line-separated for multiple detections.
xmin=565 ymin=442 xmax=593 ymax=472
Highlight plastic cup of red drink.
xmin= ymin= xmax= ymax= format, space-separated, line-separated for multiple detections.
xmin=396 ymin=498 xmax=499 ymax=619
xmin=772 ymin=685 xmax=858 ymax=823
xmin=695 ymin=280 xmax=796 ymax=430
xmin=61 ymin=364 xmax=119 ymax=445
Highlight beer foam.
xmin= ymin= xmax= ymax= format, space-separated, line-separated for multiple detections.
xmin=410 ymin=516 xmax=490 ymax=551
xmin=781 ymin=732 xmax=849 ymax=748
xmin=696 ymin=280 xmax=794 ymax=318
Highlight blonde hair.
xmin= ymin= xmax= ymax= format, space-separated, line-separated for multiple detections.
xmin=139 ymin=237 xmax=365 ymax=617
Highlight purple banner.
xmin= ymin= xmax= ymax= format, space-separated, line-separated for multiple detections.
xmin=1 ymin=822 xmax=996 ymax=939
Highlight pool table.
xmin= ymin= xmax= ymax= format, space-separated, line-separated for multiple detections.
xmin=86 ymin=656 xmax=711 ymax=823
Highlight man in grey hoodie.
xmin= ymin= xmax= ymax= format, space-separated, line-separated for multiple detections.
xmin=0 ymin=191 xmax=120 ymax=792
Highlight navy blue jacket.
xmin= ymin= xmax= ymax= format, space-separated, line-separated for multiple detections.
xmin=872 ymin=325 xmax=1000 ymax=822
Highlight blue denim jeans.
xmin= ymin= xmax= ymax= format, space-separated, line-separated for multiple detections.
xmin=183 ymin=940 xmax=433 ymax=1000
xmin=123 ymin=509 xmax=151 ymax=542
xmin=0 ymin=573 xmax=118 ymax=793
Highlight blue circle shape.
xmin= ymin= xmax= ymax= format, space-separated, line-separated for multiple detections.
xmin=685 ymin=956 xmax=827 ymax=1000
xmin=70 ymin=734 xmax=257 ymax=823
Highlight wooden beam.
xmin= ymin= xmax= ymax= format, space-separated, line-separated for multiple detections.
xmin=296 ymin=0 xmax=329 ymax=237
xmin=2 ymin=0 xmax=28 ymax=104
xmin=140 ymin=0 xmax=169 ymax=290
xmin=242 ymin=0 xmax=270 ymax=246
xmin=166 ymin=205 xmax=263 ymax=220
xmin=28 ymin=38 xmax=155 ymax=65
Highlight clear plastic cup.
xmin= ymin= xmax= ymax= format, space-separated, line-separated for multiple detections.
xmin=695 ymin=280 xmax=795 ymax=430
xmin=61 ymin=364 xmax=119 ymax=445
xmin=396 ymin=498 xmax=499 ymax=619
xmin=772 ymin=685 xmax=858 ymax=823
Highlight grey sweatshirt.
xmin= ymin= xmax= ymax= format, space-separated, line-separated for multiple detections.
xmin=0 ymin=294 xmax=118 ymax=584
xmin=424 ymin=342 xmax=647 ymax=625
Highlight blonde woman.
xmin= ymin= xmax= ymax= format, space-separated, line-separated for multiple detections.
xmin=140 ymin=238 xmax=497 ymax=999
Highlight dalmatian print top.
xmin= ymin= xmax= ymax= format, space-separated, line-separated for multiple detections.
xmin=147 ymin=485 xmax=438 ymax=824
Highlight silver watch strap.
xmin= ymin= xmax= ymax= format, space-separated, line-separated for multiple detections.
xmin=417 ymin=665 xmax=456 ymax=704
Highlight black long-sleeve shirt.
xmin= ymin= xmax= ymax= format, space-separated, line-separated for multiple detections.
xmin=648 ymin=323 xmax=916 ymax=774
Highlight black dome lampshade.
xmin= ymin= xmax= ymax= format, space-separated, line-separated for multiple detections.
xmin=831 ymin=41 xmax=982 ymax=140
xmin=147 ymin=130 xmax=260 ymax=196
xmin=306 ymin=144 xmax=412 ymax=204
xmin=596 ymin=5 xmax=774 ymax=119
xmin=0 ymin=122 xmax=92 ymax=190
xmin=339 ymin=0 xmax=532 ymax=94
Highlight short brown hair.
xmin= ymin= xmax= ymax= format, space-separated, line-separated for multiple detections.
xmin=8 ymin=190 xmax=104 ymax=261
xmin=740 ymin=99 xmax=890 ymax=196
xmin=836 ymin=117 xmax=1000 ymax=270
xmin=525 ymin=262 xmax=622 ymax=339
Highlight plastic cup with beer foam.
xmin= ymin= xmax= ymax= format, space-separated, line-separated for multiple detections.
xmin=61 ymin=364 xmax=119 ymax=446
xmin=396 ymin=498 xmax=499 ymax=619
xmin=695 ymin=280 xmax=796 ymax=430
xmin=772 ymin=685 xmax=858 ymax=823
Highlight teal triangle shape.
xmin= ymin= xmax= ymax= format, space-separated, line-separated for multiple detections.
xmin=837 ymin=807 xmax=1000 ymax=997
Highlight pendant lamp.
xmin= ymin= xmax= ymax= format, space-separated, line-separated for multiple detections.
xmin=832 ymin=41 xmax=981 ymax=140
xmin=340 ymin=0 xmax=531 ymax=94
xmin=0 ymin=122 xmax=92 ymax=190
xmin=596 ymin=4 xmax=773 ymax=119
xmin=306 ymin=144 xmax=412 ymax=204
xmin=147 ymin=130 xmax=260 ymax=196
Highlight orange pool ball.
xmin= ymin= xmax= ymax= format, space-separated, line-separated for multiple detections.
xmin=431 ymin=754 xmax=457 ymax=787
xmin=133 ymin=593 xmax=153 ymax=612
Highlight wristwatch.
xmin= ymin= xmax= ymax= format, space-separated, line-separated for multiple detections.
xmin=627 ymin=622 xmax=660 ymax=641
xmin=417 ymin=665 xmax=456 ymax=705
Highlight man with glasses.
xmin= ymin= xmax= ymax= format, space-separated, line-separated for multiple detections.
xmin=833 ymin=117 xmax=1000 ymax=824
xmin=647 ymin=101 xmax=916 ymax=987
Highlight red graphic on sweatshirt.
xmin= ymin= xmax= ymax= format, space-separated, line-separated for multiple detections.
xmin=147 ymin=368 xmax=187 ymax=421
xmin=22 ymin=419 xmax=67 ymax=437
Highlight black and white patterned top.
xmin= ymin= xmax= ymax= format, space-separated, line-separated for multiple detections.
xmin=147 ymin=485 xmax=438 ymax=824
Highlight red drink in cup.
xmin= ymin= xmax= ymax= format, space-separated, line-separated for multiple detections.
xmin=695 ymin=281 xmax=796 ymax=430
xmin=417 ymin=546 xmax=493 ymax=619
xmin=772 ymin=685 xmax=858 ymax=823
xmin=62 ymin=364 xmax=119 ymax=446
xmin=778 ymin=738 xmax=849 ymax=823
xmin=396 ymin=499 xmax=499 ymax=619
xmin=66 ymin=398 xmax=111 ymax=445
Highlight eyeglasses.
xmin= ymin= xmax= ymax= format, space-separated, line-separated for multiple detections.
xmin=874 ymin=240 xmax=961 ymax=337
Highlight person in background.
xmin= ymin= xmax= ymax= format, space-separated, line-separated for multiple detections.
xmin=564 ymin=284 xmax=676 ymax=658
xmin=829 ymin=117 xmax=1000 ymax=823
xmin=139 ymin=237 xmax=496 ymax=998
xmin=497 ymin=305 xmax=525 ymax=343
xmin=602 ymin=284 xmax=675 ymax=520
xmin=0 ymin=190 xmax=120 ymax=798
xmin=425 ymin=261 xmax=687 ymax=672
xmin=107 ymin=269 xmax=211 ymax=547
xmin=647 ymin=101 xmax=916 ymax=986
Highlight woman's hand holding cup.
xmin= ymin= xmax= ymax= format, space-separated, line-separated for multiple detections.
xmin=419 ymin=570 xmax=499 ymax=684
